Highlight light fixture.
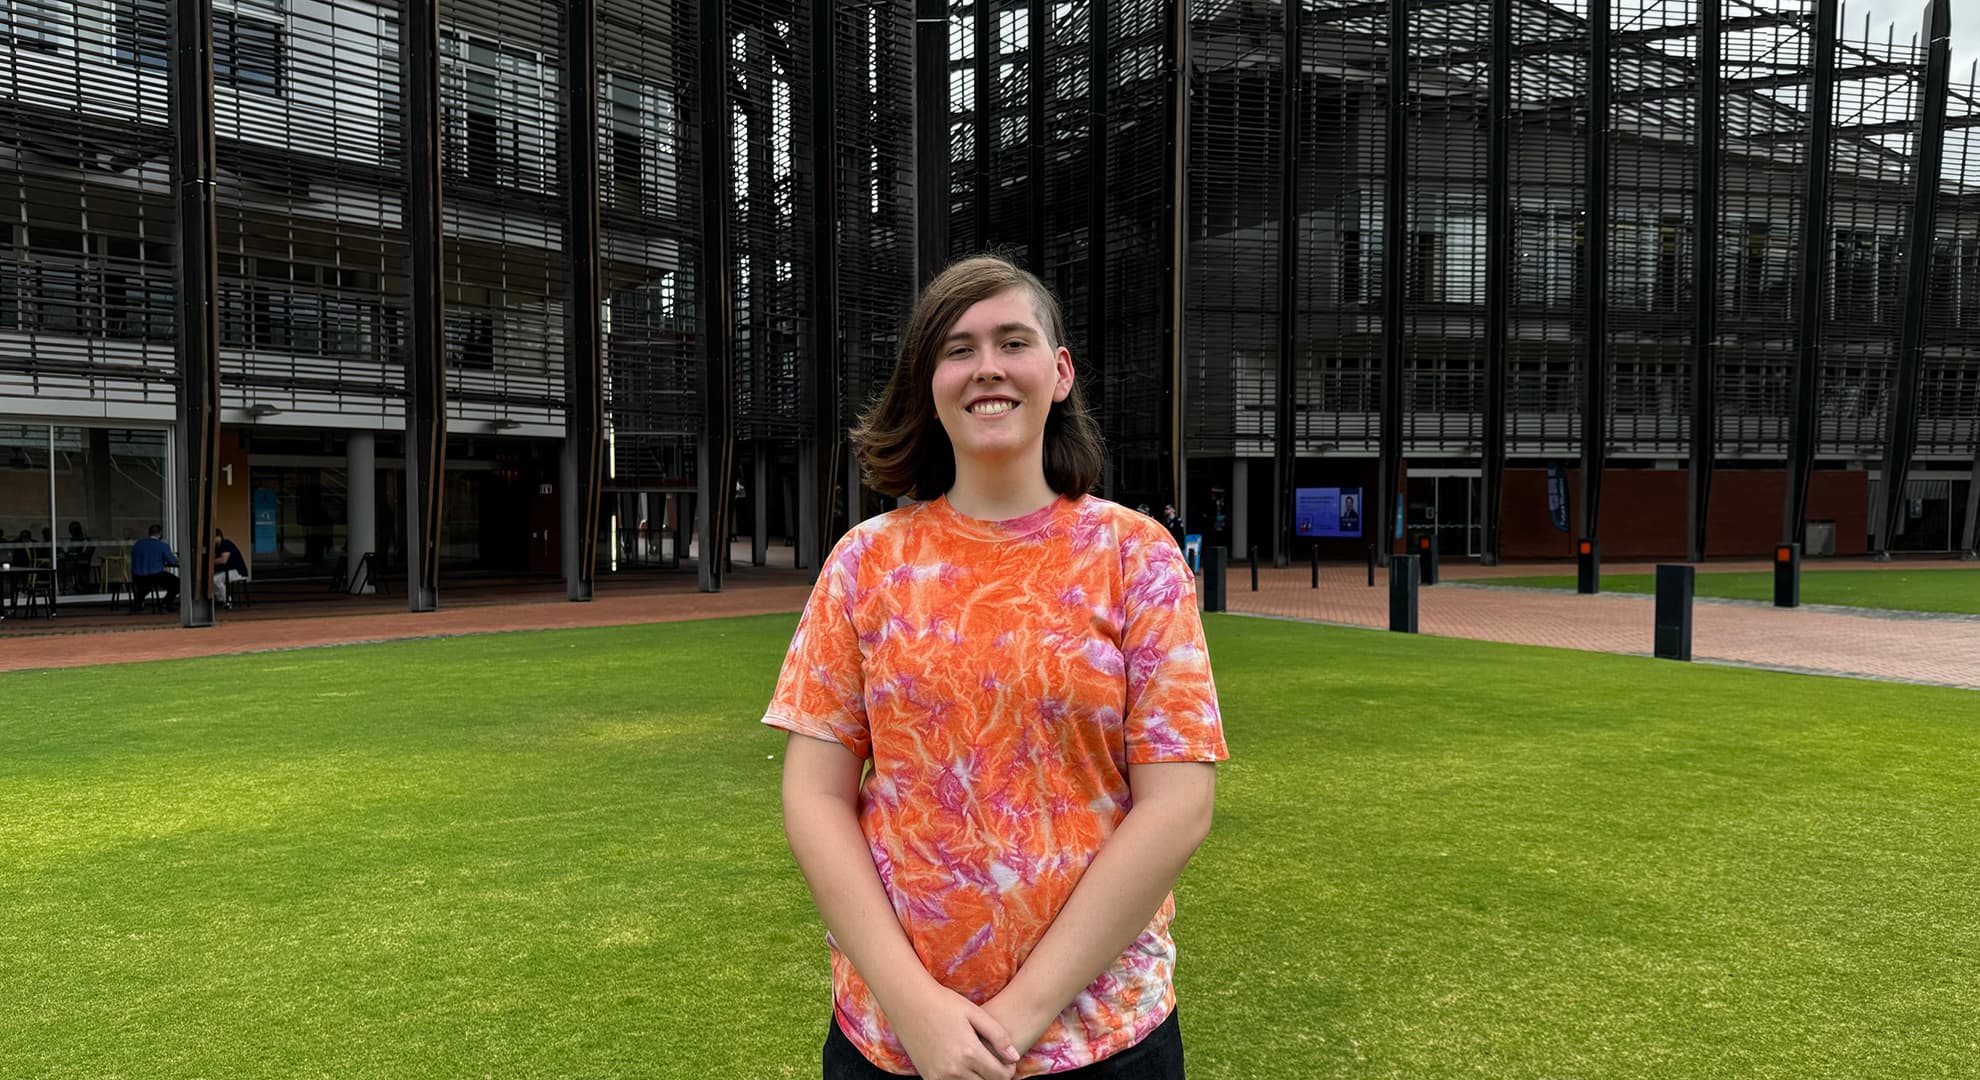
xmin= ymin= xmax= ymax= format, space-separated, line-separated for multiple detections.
xmin=245 ymin=404 xmax=282 ymax=419
xmin=491 ymin=418 xmax=522 ymax=430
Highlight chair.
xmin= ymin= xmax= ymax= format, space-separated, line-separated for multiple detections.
xmin=99 ymin=552 xmax=131 ymax=609
xmin=21 ymin=559 xmax=58 ymax=618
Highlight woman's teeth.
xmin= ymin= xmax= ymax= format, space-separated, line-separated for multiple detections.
xmin=969 ymin=400 xmax=1016 ymax=415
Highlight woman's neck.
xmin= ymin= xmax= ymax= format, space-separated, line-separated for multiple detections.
xmin=946 ymin=461 xmax=1059 ymax=522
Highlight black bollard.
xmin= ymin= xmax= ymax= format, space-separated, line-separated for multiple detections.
xmin=1366 ymin=543 xmax=1376 ymax=587
xmin=1774 ymin=543 xmax=1800 ymax=608
xmin=1203 ymin=545 xmax=1228 ymax=613
xmin=1311 ymin=544 xmax=1320 ymax=589
xmin=1418 ymin=534 xmax=1439 ymax=586
xmin=1654 ymin=564 xmax=1694 ymax=661
xmin=1577 ymin=538 xmax=1601 ymax=595
xmin=1389 ymin=554 xmax=1419 ymax=633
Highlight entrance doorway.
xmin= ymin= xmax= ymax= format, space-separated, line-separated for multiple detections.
xmin=1405 ymin=471 xmax=1481 ymax=557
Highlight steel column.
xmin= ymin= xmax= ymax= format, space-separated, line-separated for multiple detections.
xmin=1579 ymin=0 xmax=1610 ymax=541
xmin=1689 ymin=0 xmax=1722 ymax=562
xmin=973 ymin=0 xmax=993 ymax=248
xmin=563 ymin=0 xmax=603 ymax=601
xmin=1273 ymin=0 xmax=1300 ymax=569
xmin=170 ymin=0 xmax=219 ymax=627
xmin=401 ymin=0 xmax=444 ymax=612
xmin=1872 ymin=0 xmax=1951 ymax=557
xmin=1027 ymin=0 xmax=1047 ymax=271
xmin=1164 ymin=0 xmax=1190 ymax=524
xmin=915 ymin=0 xmax=950 ymax=286
xmin=1784 ymin=0 xmax=1839 ymax=546
xmin=1481 ymin=0 xmax=1511 ymax=566
xmin=1377 ymin=0 xmax=1408 ymax=567
xmin=1087 ymin=0 xmax=1108 ymax=477
xmin=810 ymin=0 xmax=843 ymax=571
xmin=698 ymin=0 xmax=736 ymax=593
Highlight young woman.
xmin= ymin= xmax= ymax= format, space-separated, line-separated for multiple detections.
xmin=764 ymin=254 xmax=1227 ymax=1079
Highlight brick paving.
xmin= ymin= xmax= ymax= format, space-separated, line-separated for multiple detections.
xmin=1224 ymin=560 xmax=1980 ymax=692
xmin=4 ymin=543 xmax=1975 ymax=693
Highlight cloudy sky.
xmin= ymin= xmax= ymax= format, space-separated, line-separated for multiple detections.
xmin=1848 ymin=0 xmax=1978 ymax=78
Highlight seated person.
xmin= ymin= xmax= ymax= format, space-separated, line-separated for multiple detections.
xmin=212 ymin=528 xmax=248 ymax=608
xmin=130 ymin=524 xmax=181 ymax=611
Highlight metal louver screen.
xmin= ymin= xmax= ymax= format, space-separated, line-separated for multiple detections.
xmin=598 ymin=0 xmax=699 ymax=489
xmin=437 ymin=0 xmax=566 ymax=428
xmin=834 ymin=0 xmax=915 ymax=427
xmin=1184 ymin=0 xmax=1279 ymax=459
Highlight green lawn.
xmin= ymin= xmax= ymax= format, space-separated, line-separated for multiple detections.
xmin=5 ymin=617 xmax=1979 ymax=1078
xmin=1486 ymin=566 xmax=1980 ymax=615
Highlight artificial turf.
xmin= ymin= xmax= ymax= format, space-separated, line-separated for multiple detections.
xmin=1483 ymin=566 xmax=1980 ymax=615
xmin=4 ymin=616 xmax=1977 ymax=1078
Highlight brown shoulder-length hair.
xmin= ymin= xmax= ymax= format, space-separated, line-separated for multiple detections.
xmin=850 ymin=253 xmax=1106 ymax=501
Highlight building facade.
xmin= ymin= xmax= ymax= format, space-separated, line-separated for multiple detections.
xmin=2 ymin=0 xmax=1976 ymax=620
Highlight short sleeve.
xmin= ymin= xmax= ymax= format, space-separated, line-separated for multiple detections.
xmin=1120 ymin=530 xmax=1228 ymax=764
xmin=762 ymin=533 xmax=873 ymax=760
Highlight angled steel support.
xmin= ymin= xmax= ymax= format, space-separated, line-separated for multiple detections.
xmin=1481 ymin=0 xmax=1511 ymax=566
xmin=1164 ymin=0 xmax=1190 ymax=524
xmin=401 ymin=0 xmax=444 ymax=612
xmin=1027 ymin=0 xmax=1047 ymax=271
xmin=1873 ymin=0 xmax=1951 ymax=557
xmin=698 ymin=0 xmax=735 ymax=593
xmin=915 ymin=0 xmax=950 ymax=286
xmin=170 ymin=0 xmax=219 ymax=628
xmin=1377 ymin=0 xmax=1408 ymax=568
xmin=1689 ymin=0 xmax=1722 ymax=562
xmin=809 ymin=0 xmax=843 ymax=571
xmin=563 ymin=0 xmax=603 ymax=601
xmin=1784 ymin=0 xmax=1839 ymax=546
xmin=1274 ymin=0 xmax=1300 ymax=569
xmin=1087 ymin=0 xmax=1108 ymax=481
xmin=974 ymin=0 xmax=993 ymax=248
xmin=1580 ymin=0 xmax=1610 ymax=540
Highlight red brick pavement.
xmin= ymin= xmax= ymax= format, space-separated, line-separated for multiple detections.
xmin=1225 ymin=562 xmax=1980 ymax=692
xmin=4 ymin=550 xmax=1975 ymax=692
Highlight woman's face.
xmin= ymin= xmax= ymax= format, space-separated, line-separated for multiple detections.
xmin=930 ymin=287 xmax=1074 ymax=475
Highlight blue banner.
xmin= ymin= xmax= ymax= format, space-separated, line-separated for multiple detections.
xmin=1547 ymin=463 xmax=1570 ymax=533
xmin=1293 ymin=486 xmax=1363 ymax=538
xmin=252 ymin=488 xmax=278 ymax=555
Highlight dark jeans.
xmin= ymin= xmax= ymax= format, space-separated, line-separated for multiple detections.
xmin=824 ymin=1009 xmax=1184 ymax=1080
xmin=133 ymin=571 xmax=179 ymax=610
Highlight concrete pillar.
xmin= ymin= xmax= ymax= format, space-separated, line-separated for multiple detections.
xmin=561 ymin=437 xmax=579 ymax=584
xmin=797 ymin=440 xmax=820 ymax=572
xmin=1232 ymin=458 xmax=1249 ymax=558
xmin=347 ymin=429 xmax=376 ymax=593
xmin=753 ymin=443 xmax=769 ymax=567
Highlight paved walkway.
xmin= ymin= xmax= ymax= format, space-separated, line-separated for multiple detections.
xmin=3 ymin=548 xmax=1974 ymax=693
xmin=1225 ymin=561 xmax=1980 ymax=692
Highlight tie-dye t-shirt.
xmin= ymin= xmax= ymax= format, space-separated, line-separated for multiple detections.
xmin=763 ymin=492 xmax=1227 ymax=1076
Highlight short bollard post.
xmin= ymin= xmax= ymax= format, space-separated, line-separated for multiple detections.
xmin=1366 ymin=543 xmax=1376 ymax=587
xmin=1418 ymin=534 xmax=1439 ymax=585
xmin=1774 ymin=543 xmax=1800 ymax=608
xmin=1388 ymin=554 xmax=1419 ymax=633
xmin=1203 ymin=545 xmax=1228 ymax=613
xmin=1250 ymin=547 xmax=1259 ymax=592
xmin=1576 ymin=538 xmax=1601 ymax=594
xmin=1310 ymin=544 xmax=1320 ymax=589
xmin=1654 ymin=564 xmax=1694 ymax=661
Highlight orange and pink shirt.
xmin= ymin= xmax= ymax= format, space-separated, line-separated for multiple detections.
xmin=763 ymin=493 xmax=1227 ymax=1076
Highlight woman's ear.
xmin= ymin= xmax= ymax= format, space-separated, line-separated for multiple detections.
xmin=1053 ymin=346 xmax=1075 ymax=403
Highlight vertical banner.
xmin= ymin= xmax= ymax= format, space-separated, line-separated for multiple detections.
xmin=1547 ymin=462 xmax=1570 ymax=533
xmin=252 ymin=487 xmax=277 ymax=555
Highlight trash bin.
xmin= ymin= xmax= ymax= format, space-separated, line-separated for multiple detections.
xmin=1806 ymin=520 xmax=1836 ymax=557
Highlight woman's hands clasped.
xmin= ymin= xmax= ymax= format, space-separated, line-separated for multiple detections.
xmin=892 ymin=984 xmax=1023 ymax=1080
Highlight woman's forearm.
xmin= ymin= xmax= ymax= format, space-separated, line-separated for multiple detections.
xmin=783 ymin=777 xmax=938 ymax=1015
xmin=988 ymin=763 xmax=1216 ymax=1047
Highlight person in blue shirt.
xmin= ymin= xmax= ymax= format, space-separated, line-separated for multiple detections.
xmin=212 ymin=528 xmax=248 ymax=609
xmin=129 ymin=524 xmax=180 ymax=612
